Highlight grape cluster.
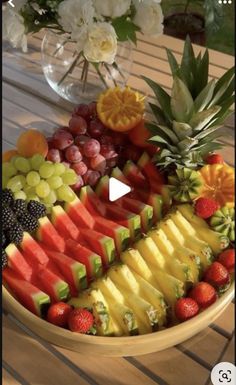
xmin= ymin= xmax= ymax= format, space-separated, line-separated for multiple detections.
xmin=2 ymin=154 xmax=77 ymax=211
xmin=45 ymin=102 xmax=140 ymax=191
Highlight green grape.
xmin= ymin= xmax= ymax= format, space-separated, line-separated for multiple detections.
xmin=57 ymin=185 xmax=76 ymax=202
xmin=53 ymin=163 xmax=66 ymax=176
xmin=36 ymin=180 xmax=50 ymax=198
xmin=30 ymin=154 xmax=45 ymax=171
xmin=10 ymin=155 xmax=19 ymax=165
xmin=61 ymin=171 xmax=78 ymax=185
xmin=26 ymin=171 xmax=40 ymax=187
xmin=18 ymin=175 xmax=26 ymax=188
xmin=2 ymin=175 xmax=9 ymax=189
xmin=23 ymin=185 xmax=35 ymax=196
xmin=2 ymin=162 xmax=17 ymax=178
xmin=39 ymin=161 xmax=54 ymax=179
xmin=47 ymin=176 xmax=63 ymax=189
xmin=15 ymin=157 xmax=31 ymax=173
xmin=14 ymin=190 xmax=27 ymax=200
xmin=26 ymin=194 xmax=40 ymax=202
xmin=7 ymin=176 xmax=25 ymax=192
xmin=43 ymin=190 xmax=57 ymax=205
xmin=44 ymin=203 xmax=53 ymax=214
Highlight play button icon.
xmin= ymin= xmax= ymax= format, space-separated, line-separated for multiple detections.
xmin=109 ymin=177 xmax=131 ymax=202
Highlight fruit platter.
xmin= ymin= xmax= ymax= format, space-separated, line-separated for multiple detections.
xmin=2 ymin=40 xmax=235 ymax=356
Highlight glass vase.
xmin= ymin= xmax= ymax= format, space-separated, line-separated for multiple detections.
xmin=41 ymin=30 xmax=133 ymax=104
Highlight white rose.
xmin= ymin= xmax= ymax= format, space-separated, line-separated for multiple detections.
xmin=2 ymin=7 xmax=27 ymax=52
xmin=83 ymin=23 xmax=117 ymax=64
xmin=93 ymin=0 xmax=131 ymax=18
xmin=133 ymin=0 xmax=163 ymax=37
xmin=58 ymin=0 xmax=95 ymax=33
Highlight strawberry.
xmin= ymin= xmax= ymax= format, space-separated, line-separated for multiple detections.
xmin=189 ymin=282 xmax=217 ymax=308
xmin=47 ymin=302 xmax=72 ymax=327
xmin=218 ymin=249 xmax=235 ymax=273
xmin=204 ymin=261 xmax=230 ymax=288
xmin=68 ymin=308 xmax=95 ymax=334
xmin=195 ymin=197 xmax=220 ymax=219
xmin=206 ymin=153 xmax=224 ymax=165
xmin=174 ymin=298 xmax=199 ymax=322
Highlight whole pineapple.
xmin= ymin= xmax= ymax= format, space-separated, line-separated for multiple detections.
xmin=143 ymin=37 xmax=234 ymax=172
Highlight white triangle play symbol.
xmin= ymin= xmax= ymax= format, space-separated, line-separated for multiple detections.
xmin=109 ymin=177 xmax=131 ymax=202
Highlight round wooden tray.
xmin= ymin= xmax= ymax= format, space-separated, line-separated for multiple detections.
xmin=3 ymin=283 xmax=234 ymax=357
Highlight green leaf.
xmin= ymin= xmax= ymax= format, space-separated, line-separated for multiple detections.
xmin=180 ymin=36 xmax=196 ymax=93
xmin=193 ymin=79 xmax=215 ymax=112
xmin=217 ymin=76 xmax=235 ymax=106
xmin=172 ymin=121 xmax=193 ymax=140
xmin=199 ymin=142 xmax=223 ymax=156
xmin=148 ymin=135 xmax=168 ymax=145
xmin=193 ymin=125 xmax=221 ymax=140
xmin=112 ymin=17 xmax=140 ymax=44
xmin=210 ymin=96 xmax=234 ymax=126
xmin=208 ymin=67 xmax=235 ymax=107
xmin=145 ymin=123 xmax=179 ymax=144
xmin=195 ymin=49 xmax=209 ymax=96
xmin=149 ymin=103 xmax=167 ymax=125
xmin=189 ymin=106 xmax=221 ymax=131
xmin=166 ymin=49 xmax=180 ymax=77
xmin=171 ymin=77 xmax=194 ymax=122
xmin=142 ymin=76 xmax=173 ymax=122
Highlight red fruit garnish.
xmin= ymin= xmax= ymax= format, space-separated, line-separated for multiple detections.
xmin=206 ymin=153 xmax=224 ymax=164
xmin=68 ymin=308 xmax=94 ymax=334
xmin=175 ymin=297 xmax=199 ymax=322
xmin=204 ymin=261 xmax=230 ymax=288
xmin=47 ymin=302 xmax=72 ymax=327
xmin=189 ymin=282 xmax=217 ymax=309
xmin=218 ymin=249 xmax=235 ymax=274
xmin=195 ymin=197 xmax=220 ymax=219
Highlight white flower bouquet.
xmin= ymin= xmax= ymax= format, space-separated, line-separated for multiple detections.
xmin=3 ymin=0 xmax=164 ymax=94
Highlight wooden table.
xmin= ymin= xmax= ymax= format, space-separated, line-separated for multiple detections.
xmin=2 ymin=32 xmax=235 ymax=385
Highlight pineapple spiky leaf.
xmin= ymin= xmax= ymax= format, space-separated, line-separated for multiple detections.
xmin=144 ymin=37 xmax=234 ymax=172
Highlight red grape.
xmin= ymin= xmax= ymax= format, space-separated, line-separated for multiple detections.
xmin=88 ymin=120 xmax=105 ymax=139
xmin=113 ymin=132 xmax=128 ymax=146
xmin=47 ymin=149 xmax=62 ymax=163
xmin=65 ymin=145 xmax=82 ymax=163
xmin=62 ymin=161 xmax=71 ymax=168
xmin=88 ymin=102 xmax=97 ymax=117
xmin=53 ymin=131 xmax=74 ymax=150
xmin=74 ymin=135 xmax=90 ymax=147
xmin=122 ymin=145 xmax=142 ymax=162
xmin=83 ymin=139 xmax=100 ymax=158
xmin=83 ymin=170 xmax=100 ymax=187
xmin=47 ymin=137 xmax=54 ymax=150
xmin=73 ymin=104 xmax=90 ymax=119
xmin=100 ymin=135 xmax=114 ymax=145
xmin=69 ymin=116 xmax=87 ymax=136
xmin=71 ymin=161 xmax=88 ymax=176
xmin=71 ymin=176 xmax=84 ymax=191
xmin=106 ymin=153 xmax=118 ymax=168
xmin=90 ymin=154 xmax=106 ymax=174
xmin=100 ymin=144 xmax=116 ymax=159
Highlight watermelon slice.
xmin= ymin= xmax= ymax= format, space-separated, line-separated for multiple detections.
xmin=104 ymin=203 xmax=141 ymax=242
xmin=120 ymin=196 xmax=153 ymax=232
xmin=41 ymin=246 xmax=87 ymax=295
xmin=95 ymin=175 xmax=109 ymax=201
xmin=79 ymin=228 xmax=116 ymax=266
xmin=94 ymin=216 xmax=130 ymax=254
xmin=20 ymin=232 xmax=49 ymax=265
xmin=66 ymin=239 xmax=103 ymax=280
xmin=64 ymin=197 xmax=95 ymax=229
xmin=123 ymin=160 xmax=148 ymax=188
xmin=137 ymin=152 xmax=165 ymax=189
xmin=36 ymin=217 xmax=65 ymax=253
xmin=51 ymin=205 xmax=79 ymax=241
xmin=3 ymin=268 xmax=50 ymax=317
xmin=111 ymin=167 xmax=131 ymax=186
xmin=5 ymin=244 xmax=33 ymax=281
xmin=80 ymin=186 xmax=107 ymax=216
xmin=36 ymin=265 xmax=70 ymax=303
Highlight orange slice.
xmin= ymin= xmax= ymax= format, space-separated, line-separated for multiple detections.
xmin=2 ymin=149 xmax=18 ymax=162
xmin=17 ymin=129 xmax=48 ymax=158
xmin=97 ymin=87 xmax=145 ymax=132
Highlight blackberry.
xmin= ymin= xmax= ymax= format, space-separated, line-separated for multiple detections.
xmin=12 ymin=199 xmax=27 ymax=217
xmin=27 ymin=200 xmax=46 ymax=219
xmin=2 ymin=189 xmax=14 ymax=206
xmin=2 ymin=206 xmax=16 ymax=230
xmin=18 ymin=212 xmax=39 ymax=232
xmin=2 ymin=231 xmax=7 ymax=248
xmin=2 ymin=249 xmax=8 ymax=270
xmin=7 ymin=222 xmax=24 ymax=245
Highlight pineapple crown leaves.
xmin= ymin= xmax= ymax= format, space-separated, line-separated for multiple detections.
xmin=142 ymin=37 xmax=235 ymax=171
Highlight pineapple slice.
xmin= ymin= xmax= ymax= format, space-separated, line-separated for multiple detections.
xmin=159 ymin=218 xmax=213 ymax=270
xmin=174 ymin=245 xmax=201 ymax=283
xmin=107 ymin=264 xmax=139 ymax=293
xmin=151 ymin=268 xmax=185 ymax=306
xmin=120 ymin=248 xmax=158 ymax=289
xmin=177 ymin=205 xmax=229 ymax=254
xmin=91 ymin=277 xmax=139 ymax=336
xmin=68 ymin=289 xmax=122 ymax=336
xmin=134 ymin=236 xmax=167 ymax=271
xmin=131 ymin=271 xmax=167 ymax=327
xmin=148 ymin=228 xmax=193 ymax=284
